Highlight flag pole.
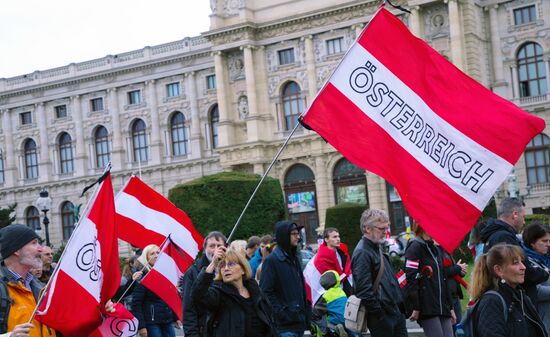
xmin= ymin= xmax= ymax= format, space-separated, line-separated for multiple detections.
xmin=28 ymin=164 xmax=112 ymax=323
xmin=226 ymin=120 xmax=302 ymax=242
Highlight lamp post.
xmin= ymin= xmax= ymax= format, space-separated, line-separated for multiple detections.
xmin=36 ymin=190 xmax=52 ymax=246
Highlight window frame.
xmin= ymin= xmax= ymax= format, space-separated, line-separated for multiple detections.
xmin=517 ymin=42 xmax=547 ymax=97
xmin=61 ymin=201 xmax=76 ymax=240
xmin=170 ymin=112 xmax=189 ymax=156
xmin=94 ymin=126 xmax=110 ymax=169
xmin=514 ymin=5 xmax=537 ymax=25
xmin=278 ymin=48 xmax=296 ymax=66
xmin=281 ymin=81 xmax=304 ymax=131
xmin=127 ymin=90 xmax=142 ymax=105
xmin=209 ymin=105 xmax=219 ymax=149
xmin=166 ymin=82 xmax=181 ymax=98
xmin=58 ymin=133 xmax=74 ymax=174
xmin=24 ymin=139 xmax=39 ymax=179
xmin=131 ymin=119 xmax=149 ymax=162
xmin=524 ymin=133 xmax=550 ymax=185
xmin=206 ymin=75 xmax=216 ymax=90
xmin=90 ymin=97 xmax=104 ymax=112
xmin=20 ymin=111 xmax=32 ymax=125
xmin=25 ymin=206 xmax=40 ymax=231
xmin=54 ymin=104 xmax=67 ymax=119
xmin=326 ymin=37 xmax=344 ymax=56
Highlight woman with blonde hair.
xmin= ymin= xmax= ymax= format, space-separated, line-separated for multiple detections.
xmin=131 ymin=244 xmax=181 ymax=337
xmin=469 ymin=244 xmax=546 ymax=337
xmin=191 ymin=247 xmax=276 ymax=337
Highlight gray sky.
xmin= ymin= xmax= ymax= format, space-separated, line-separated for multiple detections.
xmin=0 ymin=0 xmax=211 ymax=78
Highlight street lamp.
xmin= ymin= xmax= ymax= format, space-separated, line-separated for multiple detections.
xmin=36 ymin=190 xmax=52 ymax=246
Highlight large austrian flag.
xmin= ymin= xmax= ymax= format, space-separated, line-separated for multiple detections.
xmin=115 ymin=176 xmax=204 ymax=271
xmin=301 ymin=8 xmax=546 ymax=252
xmin=36 ymin=173 xmax=120 ymax=336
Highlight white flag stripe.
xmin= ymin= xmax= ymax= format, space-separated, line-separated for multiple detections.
xmin=303 ymin=258 xmax=324 ymax=307
xmin=116 ymin=192 xmax=200 ymax=258
xmin=152 ymin=250 xmax=181 ymax=286
xmin=329 ymin=42 xmax=513 ymax=210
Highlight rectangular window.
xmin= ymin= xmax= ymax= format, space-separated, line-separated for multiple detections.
xmin=514 ymin=5 xmax=536 ymax=25
xmin=127 ymin=90 xmax=141 ymax=105
xmin=20 ymin=111 xmax=32 ymax=125
xmin=206 ymin=75 xmax=216 ymax=90
xmin=166 ymin=82 xmax=181 ymax=97
xmin=278 ymin=48 xmax=295 ymax=65
xmin=326 ymin=37 xmax=344 ymax=55
xmin=55 ymin=105 xmax=67 ymax=118
xmin=90 ymin=97 xmax=104 ymax=112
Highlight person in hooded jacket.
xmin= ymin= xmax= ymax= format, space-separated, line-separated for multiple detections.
xmin=260 ymin=221 xmax=311 ymax=337
xmin=405 ymin=223 xmax=455 ymax=337
xmin=191 ymin=247 xmax=276 ymax=337
xmin=480 ymin=197 xmax=548 ymax=300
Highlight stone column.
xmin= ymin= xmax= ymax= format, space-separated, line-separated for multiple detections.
xmin=1 ymin=109 xmax=16 ymax=186
xmin=410 ymin=6 xmax=422 ymax=37
xmin=354 ymin=24 xmax=363 ymax=39
xmin=35 ymin=103 xmax=51 ymax=180
xmin=304 ymin=36 xmax=318 ymax=103
xmin=187 ymin=72 xmax=203 ymax=159
xmin=510 ymin=65 xmax=519 ymax=99
xmin=147 ymin=80 xmax=162 ymax=164
xmin=108 ymin=88 xmax=124 ymax=170
xmin=315 ymin=156 xmax=330 ymax=230
xmin=448 ymin=0 xmax=464 ymax=70
xmin=214 ymin=51 xmax=233 ymax=147
xmin=487 ymin=5 xmax=506 ymax=96
xmin=243 ymin=45 xmax=261 ymax=142
xmin=70 ymin=95 xmax=87 ymax=174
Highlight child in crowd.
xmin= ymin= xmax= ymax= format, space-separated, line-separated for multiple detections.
xmin=311 ymin=270 xmax=348 ymax=337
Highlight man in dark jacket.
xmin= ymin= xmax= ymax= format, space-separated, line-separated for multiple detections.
xmin=481 ymin=197 xmax=548 ymax=290
xmin=352 ymin=209 xmax=407 ymax=337
xmin=260 ymin=221 xmax=311 ymax=337
xmin=179 ymin=231 xmax=226 ymax=337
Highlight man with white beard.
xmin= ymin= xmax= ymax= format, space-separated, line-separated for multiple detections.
xmin=0 ymin=224 xmax=57 ymax=337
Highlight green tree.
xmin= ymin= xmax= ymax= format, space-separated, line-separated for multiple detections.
xmin=0 ymin=203 xmax=17 ymax=229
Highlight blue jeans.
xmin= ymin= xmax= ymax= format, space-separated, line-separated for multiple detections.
xmin=146 ymin=323 xmax=175 ymax=337
xmin=279 ymin=331 xmax=304 ymax=337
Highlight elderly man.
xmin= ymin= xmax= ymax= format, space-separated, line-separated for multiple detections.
xmin=351 ymin=209 xmax=407 ymax=337
xmin=0 ymin=224 xmax=57 ymax=337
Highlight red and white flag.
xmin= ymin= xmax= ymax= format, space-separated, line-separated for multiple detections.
xmin=115 ymin=176 xmax=204 ymax=272
xmin=140 ymin=238 xmax=185 ymax=320
xmin=89 ymin=303 xmax=139 ymax=337
xmin=301 ymin=7 xmax=546 ymax=252
xmin=36 ymin=172 xmax=120 ymax=336
xmin=396 ymin=269 xmax=407 ymax=288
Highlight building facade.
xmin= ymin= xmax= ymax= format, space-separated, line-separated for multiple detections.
xmin=0 ymin=0 xmax=548 ymax=248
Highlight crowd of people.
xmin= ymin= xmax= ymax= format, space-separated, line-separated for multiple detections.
xmin=0 ymin=197 xmax=549 ymax=337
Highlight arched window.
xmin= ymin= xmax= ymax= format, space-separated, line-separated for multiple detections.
xmin=525 ymin=133 xmax=550 ymax=185
xmin=94 ymin=126 xmax=110 ymax=168
xmin=210 ymin=105 xmax=219 ymax=149
xmin=284 ymin=164 xmax=318 ymax=243
xmin=59 ymin=132 xmax=74 ymax=174
xmin=61 ymin=201 xmax=76 ymax=240
xmin=281 ymin=82 xmax=304 ymax=131
xmin=131 ymin=119 xmax=148 ymax=162
xmin=24 ymin=139 xmax=39 ymax=179
xmin=170 ymin=112 xmax=189 ymax=156
xmin=25 ymin=206 xmax=40 ymax=231
xmin=333 ymin=158 xmax=368 ymax=204
xmin=517 ymin=42 xmax=547 ymax=97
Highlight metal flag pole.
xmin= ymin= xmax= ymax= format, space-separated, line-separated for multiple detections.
xmin=226 ymin=120 xmax=302 ymax=242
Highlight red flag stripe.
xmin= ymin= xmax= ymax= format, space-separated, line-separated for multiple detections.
xmin=141 ymin=268 xmax=183 ymax=321
xmin=358 ymin=9 xmax=545 ymax=164
xmin=304 ymin=83 xmax=481 ymax=251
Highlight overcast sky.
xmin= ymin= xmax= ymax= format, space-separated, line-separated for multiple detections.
xmin=0 ymin=0 xmax=211 ymax=78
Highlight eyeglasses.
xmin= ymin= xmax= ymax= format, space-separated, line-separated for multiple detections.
xmin=220 ymin=261 xmax=239 ymax=269
xmin=374 ymin=226 xmax=388 ymax=231
xmin=290 ymin=231 xmax=300 ymax=236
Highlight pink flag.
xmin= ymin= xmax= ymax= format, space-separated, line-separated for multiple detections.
xmin=301 ymin=7 xmax=546 ymax=252
xmin=115 ymin=176 xmax=204 ymax=271
xmin=89 ymin=303 xmax=139 ymax=337
xmin=139 ymin=239 xmax=185 ymax=320
xmin=36 ymin=173 xmax=120 ymax=336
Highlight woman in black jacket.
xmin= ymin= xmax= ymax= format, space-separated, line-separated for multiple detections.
xmin=191 ymin=246 xmax=277 ymax=337
xmin=131 ymin=244 xmax=180 ymax=337
xmin=405 ymin=223 xmax=455 ymax=337
xmin=470 ymin=243 xmax=547 ymax=337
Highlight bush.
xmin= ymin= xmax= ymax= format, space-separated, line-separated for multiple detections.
xmin=324 ymin=203 xmax=367 ymax=248
xmin=525 ymin=214 xmax=550 ymax=226
xmin=168 ymin=172 xmax=286 ymax=240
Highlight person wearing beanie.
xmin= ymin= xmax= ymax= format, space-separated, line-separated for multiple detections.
xmin=260 ymin=221 xmax=311 ymax=337
xmin=0 ymin=224 xmax=57 ymax=337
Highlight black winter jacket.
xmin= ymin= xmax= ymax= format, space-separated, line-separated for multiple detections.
xmin=191 ymin=269 xmax=277 ymax=337
xmin=179 ymin=254 xmax=210 ymax=337
xmin=404 ymin=238 xmax=453 ymax=319
xmin=351 ymin=237 xmax=404 ymax=317
xmin=131 ymin=281 xmax=178 ymax=330
xmin=474 ymin=283 xmax=547 ymax=337
xmin=259 ymin=221 xmax=311 ymax=332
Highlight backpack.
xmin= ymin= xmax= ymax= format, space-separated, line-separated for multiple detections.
xmin=461 ymin=290 xmax=508 ymax=337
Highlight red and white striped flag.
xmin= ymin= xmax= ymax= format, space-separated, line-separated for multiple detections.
xmin=36 ymin=172 xmax=120 ymax=336
xmin=301 ymin=7 xmax=546 ymax=252
xmin=90 ymin=303 xmax=139 ymax=337
xmin=140 ymin=238 xmax=185 ymax=320
xmin=396 ymin=269 xmax=407 ymax=288
xmin=115 ymin=176 xmax=204 ymax=272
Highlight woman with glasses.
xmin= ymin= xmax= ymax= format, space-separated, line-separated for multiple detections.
xmin=404 ymin=222 xmax=455 ymax=337
xmin=191 ymin=246 xmax=276 ymax=337
xmin=132 ymin=244 xmax=181 ymax=337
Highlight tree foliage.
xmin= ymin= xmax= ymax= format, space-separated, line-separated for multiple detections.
xmin=0 ymin=203 xmax=17 ymax=229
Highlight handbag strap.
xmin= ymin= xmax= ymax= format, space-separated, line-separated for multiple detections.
xmin=373 ymin=246 xmax=385 ymax=292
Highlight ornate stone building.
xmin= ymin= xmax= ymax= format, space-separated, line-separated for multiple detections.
xmin=0 ymin=0 xmax=548 ymax=248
